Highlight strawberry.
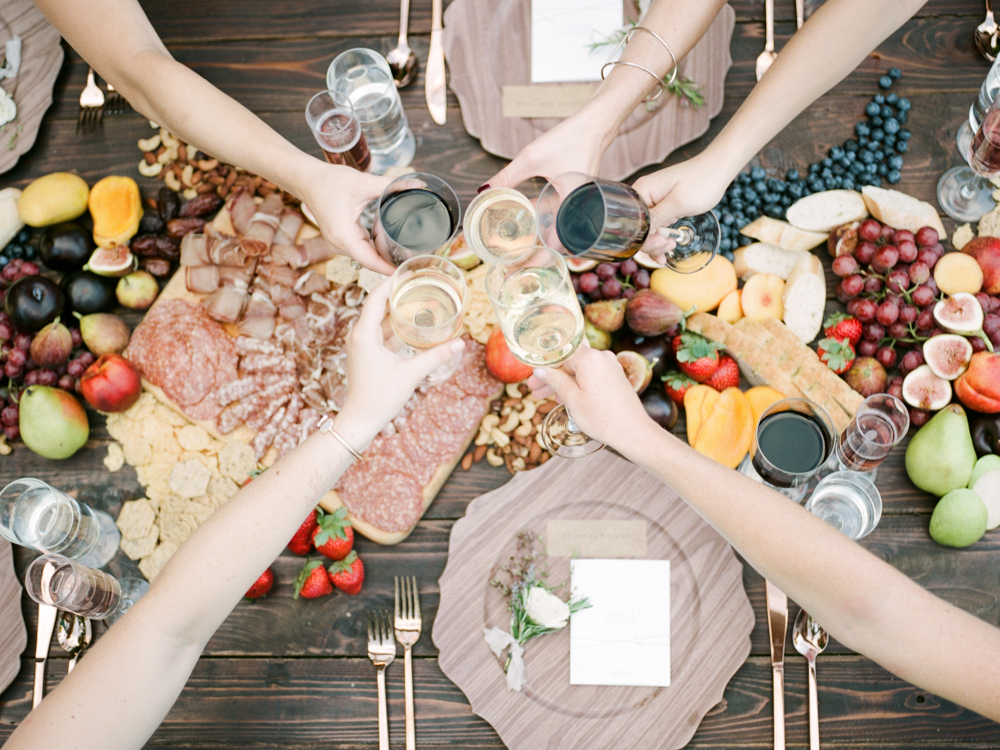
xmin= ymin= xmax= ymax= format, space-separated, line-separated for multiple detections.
xmin=662 ymin=370 xmax=696 ymax=406
xmin=288 ymin=509 xmax=319 ymax=556
xmin=294 ymin=559 xmax=333 ymax=599
xmin=705 ymin=355 xmax=739 ymax=390
xmin=823 ymin=313 xmax=863 ymax=347
xmin=674 ymin=332 xmax=724 ymax=383
xmin=245 ymin=568 xmax=274 ymax=600
xmin=328 ymin=551 xmax=365 ymax=595
xmin=242 ymin=469 xmax=264 ymax=487
xmin=818 ymin=337 xmax=856 ymax=375
xmin=312 ymin=507 xmax=354 ymax=561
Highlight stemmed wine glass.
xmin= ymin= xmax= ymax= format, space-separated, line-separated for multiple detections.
xmin=834 ymin=393 xmax=909 ymax=481
xmin=372 ymin=172 xmax=461 ymax=267
xmin=485 ymin=245 xmax=602 ymax=458
xmin=938 ymin=87 xmax=1000 ymax=221
xmin=25 ymin=554 xmax=149 ymax=627
xmin=535 ymin=172 xmax=720 ymax=273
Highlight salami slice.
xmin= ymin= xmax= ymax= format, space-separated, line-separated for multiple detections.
xmin=183 ymin=393 xmax=223 ymax=421
xmin=213 ymin=376 xmax=258 ymax=408
xmin=271 ymin=394 xmax=304 ymax=457
xmin=215 ymin=394 xmax=263 ymax=434
xmin=252 ymin=404 xmax=287 ymax=459
xmin=246 ymin=391 xmax=291 ymax=431
xmin=235 ymin=337 xmax=283 ymax=357
xmin=453 ymin=341 xmax=499 ymax=398
xmin=240 ymin=352 xmax=296 ymax=374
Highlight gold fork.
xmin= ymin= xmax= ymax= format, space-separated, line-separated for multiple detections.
xmin=105 ymin=82 xmax=127 ymax=115
xmin=77 ymin=67 xmax=104 ymax=133
xmin=367 ymin=611 xmax=396 ymax=750
xmin=394 ymin=576 xmax=421 ymax=750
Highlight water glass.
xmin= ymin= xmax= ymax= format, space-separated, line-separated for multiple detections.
xmin=25 ymin=554 xmax=149 ymax=625
xmin=836 ymin=393 xmax=909 ymax=478
xmin=327 ymin=48 xmax=415 ymax=174
xmin=0 ymin=479 xmax=120 ymax=568
xmin=805 ymin=471 xmax=882 ymax=540
xmin=372 ymin=172 xmax=461 ymax=266
xmin=305 ymin=90 xmax=372 ymax=172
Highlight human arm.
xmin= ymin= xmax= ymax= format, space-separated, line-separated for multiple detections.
xmin=633 ymin=0 xmax=928 ymax=229
xmin=528 ymin=348 xmax=1000 ymax=720
xmin=3 ymin=281 xmax=465 ymax=750
xmin=31 ymin=0 xmax=395 ymax=274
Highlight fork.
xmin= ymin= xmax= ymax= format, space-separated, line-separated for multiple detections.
xmin=77 ymin=67 xmax=105 ymax=133
xmin=367 ymin=611 xmax=397 ymax=750
xmin=394 ymin=576 xmax=421 ymax=750
xmin=105 ymin=82 xmax=127 ymax=115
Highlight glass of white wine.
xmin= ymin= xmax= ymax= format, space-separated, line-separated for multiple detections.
xmin=463 ymin=187 xmax=538 ymax=265
xmin=485 ymin=245 xmax=602 ymax=458
xmin=389 ymin=255 xmax=469 ymax=385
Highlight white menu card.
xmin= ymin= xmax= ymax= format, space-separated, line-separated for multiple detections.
xmin=569 ymin=558 xmax=671 ymax=687
xmin=530 ymin=0 xmax=623 ymax=83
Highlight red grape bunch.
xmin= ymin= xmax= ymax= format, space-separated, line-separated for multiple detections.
xmin=572 ymin=259 xmax=651 ymax=304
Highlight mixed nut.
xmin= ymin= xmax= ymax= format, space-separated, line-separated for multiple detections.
xmin=462 ymin=383 xmax=554 ymax=474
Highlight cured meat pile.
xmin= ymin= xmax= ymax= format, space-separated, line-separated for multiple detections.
xmin=126 ymin=299 xmax=238 ymax=421
xmin=334 ymin=338 xmax=499 ymax=533
xmin=181 ymin=189 xmax=338 ymax=339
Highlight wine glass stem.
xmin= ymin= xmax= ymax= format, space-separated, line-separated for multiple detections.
xmin=658 ymin=225 xmax=694 ymax=246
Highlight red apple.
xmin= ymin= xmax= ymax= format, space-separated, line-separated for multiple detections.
xmin=80 ymin=353 xmax=142 ymax=412
xmin=961 ymin=236 xmax=1000 ymax=295
xmin=955 ymin=351 xmax=1000 ymax=413
xmin=485 ymin=328 xmax=532 ymax=384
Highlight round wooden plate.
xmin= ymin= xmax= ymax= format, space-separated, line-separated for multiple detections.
xmin=433 ymin=450 xmax=754 ymax=750
xmin=442 ymin=0 xmax=734 ymax=181
xmin=0 ymin=538 xmax=27 ymax=695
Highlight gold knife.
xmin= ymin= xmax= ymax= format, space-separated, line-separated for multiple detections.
xmin=33 ymin=604 xmax=58 ymax=708
xmin=765 ymin=580 xmax=788 ymax=750
xmin=425 ymin=0 xmax=446 ymax=125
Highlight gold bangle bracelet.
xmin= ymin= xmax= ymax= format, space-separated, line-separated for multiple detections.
xmin=316 ymin=415 xmax=365 ymax=461
xmin=600 ymin=26 xmax=678 ymax=102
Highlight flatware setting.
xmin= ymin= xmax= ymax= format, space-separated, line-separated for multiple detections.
xmin=394 ymin=576 xmax=422 ymax=750
xmin=765 ymin=580 xmax=788 ymax=750
xmin=425 ymin=0 xmax=447 ymax=124
xmin=793 ymin=609 xmax=829 ymax=750
xmin=755 ymin=0 xmax=777 ymax=81
xmin=976 ymin=0 xmax=1000 ymax=62
xmin=33 ymin=603 xmax=57 ymax=708
xmin=387 ymin=0 xmax=418 ymax=88
xmin=56 ymin=611 xmax=92 ymax=672
xmin=77 ymin=66 xmax=104 ymax=133
xmin=367 ymin=610 xmax=397 ymax=750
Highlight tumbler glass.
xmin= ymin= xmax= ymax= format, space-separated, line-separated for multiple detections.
xmin=25 ymin=554 xmax=149 ymax=625
xmin=305 ymin=90 xmax=372 ymax=172
xmin=835 ymin=393 xmax=909 ymax=480
xmin=805 ymin=471 xmax=882 ymax=540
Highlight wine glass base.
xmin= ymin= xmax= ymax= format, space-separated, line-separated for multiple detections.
xmin=937 ymin=165 xmax=996 ymax=222
xmin=105 ymin=577 xmax=150 ymax=627
xmin=540 ymin=406 xmax=604 ymax=459
xmin=736 ymin=455 xmax=808 ymax=504
xmin=78 ymin=509 xmax=121 ymax=569
xmin=660 ymin=212 xmax=720 ymax=273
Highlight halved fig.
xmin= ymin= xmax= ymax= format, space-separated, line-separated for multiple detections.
xmin=616 ymin=350 xmax=654 ymax=394
xmin=923 ymin=333 xmax=974 ymax=380
xmin=902 ymin=364 xmax=953 ymax=410
xmin=565 ymin=257 xmax=598 ymax=273
xmin=934 ymin=293 xmax=994 ymax=351
xmin=83 ymin=246 xmax=137 ymax=278
xmin=633 ymin=250 xmax=667 ymax=270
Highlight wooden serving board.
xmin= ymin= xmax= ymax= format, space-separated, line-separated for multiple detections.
xmin=0 ymin=0 xmax=63 ymax=175
xmin=0 ymin=537 xmax=27 ymax=695
xmin=433 ymin=450 xmax=753 ymax=750
xmin=442 ymin=0 xmax=735 ymax=181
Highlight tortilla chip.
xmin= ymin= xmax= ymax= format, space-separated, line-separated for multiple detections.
xmin=168 ymin=459 xmax=212 ymax=499
xmin=177 ymin=424 xmax=215 ymax=452
xmin=116 ymin=498 xmax=156 ymax=540
xmin=104 ymin=443 xmax=125 ymax=472
xmin=139 ymin=541 xmax=179 ymax=581
xmin=218 ymin=441 xmax=257 ymax=485
xmin=120 ymin=526 xmax=159 ymax=560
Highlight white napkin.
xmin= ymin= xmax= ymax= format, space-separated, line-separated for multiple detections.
xmin=530 ymin=0 xmax=622 ymax=83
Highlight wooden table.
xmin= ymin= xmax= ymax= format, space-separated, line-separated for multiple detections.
xmin=1 ymin=1 xmax=999 ymax=747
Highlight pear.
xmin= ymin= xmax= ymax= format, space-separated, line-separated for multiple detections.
xmin=929 ymin=488 xmax=988 ymax=547
xmin=969 ymin=454 xmax=1000 ymax=489
xmin=904 ymin=404 xmax=977 ymax=497
xmin=75 ymin=312 xmax=130 ymax=356
xmin=19 ymin=386 xmax=89 ymax=459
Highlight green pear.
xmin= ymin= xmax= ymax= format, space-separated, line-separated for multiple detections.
xmin=19 ymin=386 xmax=89 ymax=459
xmin=969 ymin=454 xmax=1000 ymax=490
xmin=904 ymin=404 xmax=977 ymax=497
xmin=929 ymin=488 xmax=988 ymax=548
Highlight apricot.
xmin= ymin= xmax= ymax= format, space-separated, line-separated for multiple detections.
xmin=684 ymin=384 xmax=720 ymax=446
xmin=717 ymin=289 xmax=744 ymax=324
xmin=740 ymin=273 xmax=785 ymax=321
xmin=650 ymin=255 xmax=737 ymax=314
xmin=934 ymin=252 xmax=984 ymax=295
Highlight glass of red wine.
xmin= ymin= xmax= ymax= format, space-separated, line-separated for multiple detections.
xmin=372 ymin=173 xmax=461 ymax=266
xmin=937 ymin=91 xmax=1000 ymax=221
xmin=740 ymin=398 xmax=837 ymax=502
xmin=835 ymin=393 xmax=909 ymax=480
xmin=535 ymin=172 xmax=719 ymax=272
xmin=305 ymin=90 xmax=372 ymax=172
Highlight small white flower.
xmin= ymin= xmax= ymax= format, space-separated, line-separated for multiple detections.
xmin=524 ymin=586 xmax=571 ymax=630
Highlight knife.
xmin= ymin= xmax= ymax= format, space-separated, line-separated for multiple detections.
xmin=765 ymin=580 xmax=788 ymax=750
xmin=425 ymin=0 xmax=446 ymax=124
xmin=33 ymin=604 xmax=58 ymax=708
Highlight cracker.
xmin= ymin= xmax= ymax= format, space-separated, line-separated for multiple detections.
xmin=120 ymin=526 xmax=159 ymax=560
xmin=122 ymin=435 xmax=153 ymax=467
xmin=116 ymin=498 xmax=156 ymax=541
xmin=325 ymin=255 xmax=360 ymax=286
xmin=177 ymin=424 xmax=215 ymax=453
xmin=183 ymin=496 xmax=216 ymax=526
xmin=141 ymin=415 xmax=180 ymax=455
xmin=207 ymin=475 xmax=239 ymax=508
xmin=219 ymin=441 xmax=257 ymax=484
xmin=159 ymin=500 xmax=198 ymax=546
xmin=139 ymin=541 xmax=179 ymax=582
xmin=155 ymin=403 xmax=190 ymax=428
xmin=169 ymin=459 xmax=212 ymax=499
xmin=104 ymin=443 xmax=125 ymax=472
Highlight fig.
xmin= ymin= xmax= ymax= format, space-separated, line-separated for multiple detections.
xmin=83 ymin=245 xmax=137 ymax=277
xmin=615 ymin=331 xmax=670 ymax=376
xmin=934 ymin=293 xmax=994 ymax=351
xmin=843 ymin=356 xmax=887 ymax=397
xmin=641 ymin=388 xmax=678 ymax=430
xmin=902 ymin=364 xmax=953 ymax=411
xmin=565 ymin=257 xmax=598 ymax=273
xmin=5 ymin=275 xmax=65 ymax=332
xmin=624 ymin=289 xmax=682 ymax=336
xmin=616 ymin=350 xmax=654 ymax=394
xmin=29 ymin=317 xmax=72 ymax=367
xmin=75 ymin=312 xmax=130 ymax=356
xmin=827 ymin=221 xmax=860 ymax=258
xmin=38 ymin=222 xmax=94 ymax=272
xmin=633 ymin=250 xmax=667 ymax=270
xmin=19 ymin=385 xmax=89 ymax=459
xmin=585 ymin=298 xmax=626 ymax=333
xmin=923 ymin=334 xmax=973 ymax=380
xmin=116 ymin=270 xmax=159 ymax=310
xmin=584 ymin=320 xmax=611 ymax=351
xmin=60 ymin=271 xmax=115 ymax=315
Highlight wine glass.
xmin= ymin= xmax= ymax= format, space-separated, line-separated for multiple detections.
xmin=834 ymin=393 xmax=909 ymax=481
xmin=389 ymin=255 xmax=468 ymax=385
xmin=25 ymin=554 xmax=149 ymax=627
xmin=371 ymin=172 xmax=461 ymax=267
xmin=535 ymin=172 xmax=719 ymax=273
xmin=463 ymin=187 xmax=538 ymax=265
xmin=938 ymin=90 xmax=1000 ymax=221
xmin=485 ymin=245 xmax=602 ymax=458
xmin=305 ymin=90 xmax=371 ymax=172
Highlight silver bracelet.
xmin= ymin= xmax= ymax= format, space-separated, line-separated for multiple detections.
xmin=316 ymin=415 xmax=365 ymax=461
xmin=600 ymin=26 xmax=678 ymax=103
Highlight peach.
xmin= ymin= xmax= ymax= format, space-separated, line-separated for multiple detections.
xmin=955 ymin=351 xmax=1000 ymax=413
xmin=961 ymin=236 xmax=1000 ymax=295
xmin=745 ymin=385 xmax=785 ymax=426
xmin=650 ymin=255 xmax=737 ymax=314
xmin=740 ymin=273 xmax=785 ymax=321
xmin=934 ymin=252 xmax=984 ymax=295
xmin=717 ymin=289 xmax=744 ymax=324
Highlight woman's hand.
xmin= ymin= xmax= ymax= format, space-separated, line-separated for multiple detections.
xmin=299 ymin=162 xmax=396 ymax=275
xmin=339 ymin=280 xmax=465 ymax=431
xmin=527 ymin=346 xmax=652 ymax=449
xmin=633 ymin=153 xmax=730 ymax=235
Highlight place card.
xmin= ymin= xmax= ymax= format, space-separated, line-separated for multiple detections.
xmin=546 ymin=519 xmax=646 ymax=558
xmin=530 ymin=0 xmax=623 ymax=83
xmin=501 ymin=84 xmax=598 ymax=119
xmin=569 ymin=558 xmax=670 ymax=687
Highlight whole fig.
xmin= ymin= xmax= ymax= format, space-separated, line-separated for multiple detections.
xmin=29 ymin=317 xmax=73 ymax=367
xmin=625 ymin=289 xmax=682 ymax=336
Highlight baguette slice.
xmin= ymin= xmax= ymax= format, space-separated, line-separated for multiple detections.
xmin=732 ymin=242 xmax=804 ymax=281
xmin=786 ymin=189 xmax=868 ymax=232
xmin=739 ymin=216 xmax=827 ymax=252
xmin=861 ymin=186 xmax=946 ymax=238
xmin=781 ymin=254 xmax=826 ymax=344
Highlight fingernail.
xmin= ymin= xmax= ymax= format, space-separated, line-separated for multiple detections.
xmin=450 ymin=340 xmax=465 ymax=353
xmin=477 ymin=183 xmax=491 ymax=194
xmin=532 ymin=368 xmax=547 ymax=382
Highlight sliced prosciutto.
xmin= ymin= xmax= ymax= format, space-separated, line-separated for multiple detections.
xmin=186 ymin=265 xmax=220 ymax=294
xmin=237 ymin=290 xmax=277 ymax=340
xmin=203 ymin=283 xmax=249 ymax=324
xmin=272 ymin=209 xmax=304 ymax=246
xmin=227 ymin=189 xmax=257 ymax=235
xmin=180 ymin=233 xmax=210 ymax=267
xmin=241 ymin=193 xmax=285 ymax=256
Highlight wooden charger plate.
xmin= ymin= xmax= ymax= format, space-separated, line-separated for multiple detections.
xmin=442 ymin=0 xmax=734 ymax=181
xmin=0 ymin=538 xmax=27 ymax=695
xmin=433 ymin=450 xmax=753 ymax=750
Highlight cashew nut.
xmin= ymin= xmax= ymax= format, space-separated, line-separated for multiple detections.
xmin=182 ymin=188 xmax=198 ymax=200
xmin=159 ymin=129 xmax=179 ymax=148
xmin=197 ymin=158 xmax=219 ymax=172
xmin=474 ymin=430 xmax=490 ymax=446
xmin=186 ymin=144 xmax=198 ymax=161
xmin=499 ymin=411 xmax=520 ymax=434
xmin=156 ymin=149 xmax=173 ymax=164
xmin=137 ymin=159 xmax=163 ymax=177
xmin=490 ymin=428 xmax=510 ymax=448
xmin=486 ymin=448 xmax=504 ymax=467
xmin=505 ymin=383 xmax=522 ymax=399
xmin=518 ymin=400 xmax=536 ymax=422
xmin=536 ymin=432 xmax=547 ymax=448
xmin=480 ymin=414 xmax=500 ymax=430
xmin=512 ymin=457 xmax=526 ymax=472
xmin=164 ymin=171 xmax=182 ymax=192
xmin=137 ymin=135 xmax=161 ymax=152
xmin=514 ymin=423 xmax=533 ymax=438
xmin=181 ymin=164 xmax=194 ymax=187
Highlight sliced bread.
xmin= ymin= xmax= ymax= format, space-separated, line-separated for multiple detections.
xmin=739 ymin=216 xmax=827 ymax=252
xmin=861 ymin=186 xmax=946 ymax=238
xmin=786 ymin=189 xmax=868 ymax=232
xmin=732 ymin=242 xmax=804 ymax=281
xmin=781 ymin=254 xmax=826 ymax=344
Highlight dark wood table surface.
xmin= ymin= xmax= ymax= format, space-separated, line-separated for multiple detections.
xmin=2 ymin=1 xmax=999 ymax=747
